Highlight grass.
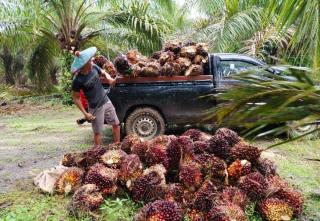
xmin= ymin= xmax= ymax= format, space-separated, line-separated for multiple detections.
xmin=0 ymin=103 xmax=319 ymax=220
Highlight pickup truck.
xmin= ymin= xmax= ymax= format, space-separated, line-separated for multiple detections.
xmin=86 ymin=53 xmax=268 ymax=140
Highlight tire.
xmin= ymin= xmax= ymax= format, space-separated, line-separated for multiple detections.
xmin=125 ymin=107 xmax=165 ymax=140
xmin=287 ymin=121 xmax=320 ymax=139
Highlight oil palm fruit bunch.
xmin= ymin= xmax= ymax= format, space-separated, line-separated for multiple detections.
xmin=121 ymin=134 xmax=142 ymax=154
xmin=258 ymin=198 xmax=293 ymax=221
xmin=118 ymin=154 xmax=143 ymax=189
xmin=134 ymin=200 xmax=183 ymax=221
xmin=131 ymin=164 xmax=166 ymax=203
xmin=217 ymin=187 xmax=249 ymax=209
xmin=84 ymin=163 xmax=118 ymax=196
xmin=239 ymin=172 xmax=268 ymax=200
xmin=54 ymin=128 xmax=304 ymax=220
xmin=206 ymin=202 xmax=248 ymax=221
xmin=114 ymin=55 xmax=132 ymax=77
xmin=100 ymin=149 xmax=127 ymax=169
xmin=55 ymin=167 xmax=84 ymax=195
xmin=227 ymin=159 xmax=252 ymax=183
xmin=69 ymin=184 xmax=104 ymax=214
xmin=229 ymin=142 xmax=261 ymax=162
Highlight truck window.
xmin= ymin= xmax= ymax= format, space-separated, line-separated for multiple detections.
xmin=220 ymin=60 xmax=257 ymax=78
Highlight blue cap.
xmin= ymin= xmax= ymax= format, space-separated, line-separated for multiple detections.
xmin=71 ymin=47 xmax=97 ymax=73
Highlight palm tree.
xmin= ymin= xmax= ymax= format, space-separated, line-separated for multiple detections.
xmin=268 ymin=0 xmax=320 ymax=79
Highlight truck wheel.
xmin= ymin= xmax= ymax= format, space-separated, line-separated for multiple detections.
xmin=125 ymin=107 xmax=165 ymax=140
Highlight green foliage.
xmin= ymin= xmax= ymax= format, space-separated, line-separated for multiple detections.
xmin=212 ymin=66 xmax=320 ymax=143
xmin=100 ymin=197 xmax=141 ymax=221
xmin=58 ymin=53 xmax=74 ymax=105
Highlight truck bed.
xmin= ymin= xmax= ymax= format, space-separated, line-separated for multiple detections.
xmin=100 ymin=75 xmax=213 ymax=84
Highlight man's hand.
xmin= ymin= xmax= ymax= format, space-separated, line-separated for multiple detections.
xmin=84 ymin=112 xmax=96 ymax=121
xmin=109 ymin=78 xmax=116 ymax=87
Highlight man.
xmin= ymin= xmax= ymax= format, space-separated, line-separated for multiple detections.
xmin=71 ymin=47 xmax=120 ymax=145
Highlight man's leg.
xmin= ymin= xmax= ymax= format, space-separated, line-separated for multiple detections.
xmin=90 ymin=104 xmax=105 ymax=147
xmin=112 ymin=124 xmax=121 ymax=143
xmin=104 ymin=102 xmax=121 ymax=143
xmin=94 ymin=133 xmax=102 ymax=146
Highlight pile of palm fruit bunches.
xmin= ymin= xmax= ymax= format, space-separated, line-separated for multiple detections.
xmin=55 ymin=128 xmax=303 ymax=221
xmin=92 ymin=41 xmax=209 ymax=78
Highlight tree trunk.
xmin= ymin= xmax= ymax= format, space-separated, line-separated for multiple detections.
xmin=0 ymin=46 xmax=15 ymax=85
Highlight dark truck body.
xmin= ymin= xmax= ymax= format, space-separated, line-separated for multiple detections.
xmin=102 ymin=53 xmax=265 ymax=127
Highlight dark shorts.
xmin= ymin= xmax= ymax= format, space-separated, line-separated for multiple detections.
xmin=89 ymin=101 xmax=120 ymax=134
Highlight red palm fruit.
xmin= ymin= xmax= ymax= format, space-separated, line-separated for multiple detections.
xmin=196 ymin=43 xmax=209 ymax=57
xmin=215 ymin=128 xmax=242 ymax=146
xmin=114 ymin=55 xmax=132 ymax=76
xmin=227 ymin=159 xmax=251 ymax=183
xmin=134 ymin=200 xmax=183 ymax=221
xmin=151 ymin=51 xmax=161 ymax=60
xmin=182 ymin=129 xmax=212 ymax=142
xmin=193 ymin=141 xmax=210 ymax=154
xmin=182 ymin=189 xmax=195 ymax=208
xmin=126 ymin=50 xmax=141 ymax=64
xmin=164 ymin=41 xmax=182 ymax=54
xmin=100 ymin=149 xmax=127 ymax=169
xmin=255 ymin=158 xmax=277 ymax=176
xmin=159 ymin=51 xmax=176 ymax=66
xmin=185 ymin=209 xmax=205 ymax=221
xmin=239 ymin=172 xmax=268 ymax=200
xmin=131 ymin=140 xmax=149 ymax=163
xmin=121 ymin=134 xmax=142 ymax=154
xmin=206 ymin=202 xmax=248 ymax=221
xmin=83 ymin=146 xmax=107 ymax=167
xmin=93 ymin=55 xmax=108 ymax=68
xmin=84 ymin=163 xmax=118 ymax=196
xmin=196 ymin=153 xmax=227 ymax=182
xmin=217 ymin=187 xmax=249 ymax=209
xmin=164 ymin=183 xmax=184 ymax=203
xmin=179 ymin=161 xmax=203 ymax=191
xmin=207 ymin=135 xmax=232 ymax=159
xmin=61 ymin=152 xmax=85 ymax=167
xmin=55 ymin=167 xmax=84 ymax=195
xmin=193 ymin=180 xmax=217 ymax=213
xmin=131 ymin=165 xmax=167 ymax=203
xmin=179 ymin=136 xmax=196 ymax=162
xmin=266 ymin=175 xmax=303 ymax=216
xmin=141 ymin=62 xmax=161 ymax=77
xmin=229 ymin=142 xmax=261 ymax=162
xmin=258 ymin=198 xmax=293 ymax=221
xmin=118 ymin=154 xmax=143 ymax=189
xmin=274 ymin=188 xmax=304 ymax=217
xmin=70 ymin=184 xmax=104 ymax=214
xmin=106 ymin=142 xmax=122 ymax=150
xmin=145 ymin=144 xmax=169 ymax=168
xmin=166 ymin=137 xmax=183 ymax=170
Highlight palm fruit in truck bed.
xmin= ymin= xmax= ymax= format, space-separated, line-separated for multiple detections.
xmin=114 ymin=55 xmax=132 ymax=77
xmin=185 ymin=64 xmax=203 ymax=76
xmin=141 ymin=61 xmax=161 ymax=77
xmin=164 ymin=41 xmax=182 ymax=55
xmin=175 ymin=57 xmax=192 ymax=73
xmin=55 ymin=167 xmax=84 ymax=195
xmin=159 ymin=51 xmax=176 ymax=66
xmin=134 ymin=200 xmax=183 ymax=221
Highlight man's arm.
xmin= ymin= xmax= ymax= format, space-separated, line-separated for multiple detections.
xmin=72 ymin=91 xmax=95 ymax=121
xmin=101 ymin=69 xmax=116 ymax=85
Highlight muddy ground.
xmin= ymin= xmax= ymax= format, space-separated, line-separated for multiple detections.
xmin=0 ymin=103 xmax=114 ymax=193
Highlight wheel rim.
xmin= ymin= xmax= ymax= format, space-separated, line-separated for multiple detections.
xmin=133 ymin=116 xmax=158 ymax=139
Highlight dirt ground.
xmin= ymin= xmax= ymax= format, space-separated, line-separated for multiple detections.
xmin=0 ymin=102 xmax=114 ymax=193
